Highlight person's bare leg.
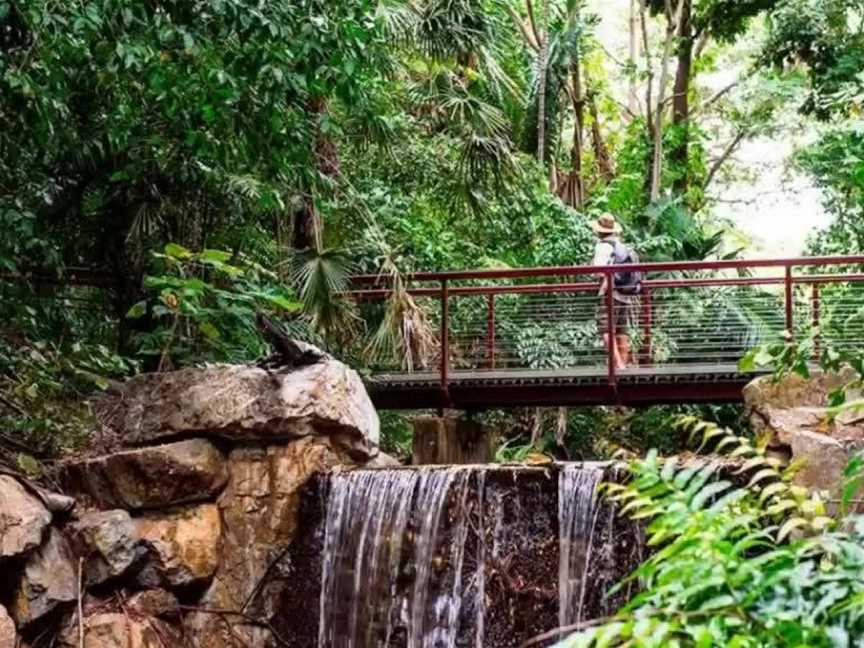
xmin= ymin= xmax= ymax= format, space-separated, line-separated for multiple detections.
xmin=616 ymin=335 xmax=631 ymax=368
xmin=604 ymin=334 xmax=625 ymax=369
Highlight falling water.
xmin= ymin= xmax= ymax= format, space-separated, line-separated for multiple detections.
xmin=557 ymin=464 xmax=604 ymax=631
xmin=317 ymin=468 xmax=477 ymax=648
xmin=311 ymin=463 xmax=632 ymax=648
xmin=318 ymin=469 xmax=418 ymax=647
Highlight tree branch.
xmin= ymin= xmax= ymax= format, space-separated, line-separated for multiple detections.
xmin=703 ymin=130 xmax=747 ymax=192
xmin=508 ymin=6 xmax=539 ymax=51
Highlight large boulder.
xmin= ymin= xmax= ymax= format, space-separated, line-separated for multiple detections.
xmin=744 ymin=370 xmax=864 ymax=497
xmin=11 ymin=528 xmax=77 ymax=626
xmin=0 ymin=605 xmax=15 ymax=648
xmin=59 ymin=439 xmax=228 ymax=510
xmin=135 ymin=503 xmax=221 ymax=588
xmin=185 ymin=436 xmax=355 ymax=647
xmin=104 ymin=361 xmax=379 ymax=457
xmin=0 ymin=475 xmax=51 ymax=559
xmin=70 ymin=510 xmax=140 ymax=586
xmin=58 ymin=613 xmax=183 ymax=648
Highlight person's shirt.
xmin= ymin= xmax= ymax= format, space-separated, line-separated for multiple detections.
xmin=592 ymin=236 xmax=618 ymax=267
xmin=591 ymin=236 xmax=637 ymax=303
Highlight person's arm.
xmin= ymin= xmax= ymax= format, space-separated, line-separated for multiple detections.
xmin=591 ymin=241 xmax=613 ymax=267
xmin=592 ymin=241 xmax=613 ymax=294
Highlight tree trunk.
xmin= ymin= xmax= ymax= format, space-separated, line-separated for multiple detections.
xmin=589 ymin=93 xmax=615 ymax=183
xmin=293 ymin=96 xmax=339 ymax=252
xmin=558 ymin=58 xmax=586 ymax=208
xmin=103 ymin=199 xmax=148 ymax=356
xmin=649 ymin=0 xmax=683 ymax=202
xmin=536 ymin=0 xmax=549 ymax=164
xmin=628 ymin=0 xmax=640 ymax=117
xmin=671 ymin=0 xmax=694 ymax=196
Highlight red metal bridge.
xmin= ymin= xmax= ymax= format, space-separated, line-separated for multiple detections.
xmin=350 ymin=256 xmax=864 ymax=410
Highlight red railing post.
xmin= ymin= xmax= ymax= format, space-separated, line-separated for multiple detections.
xmin=440 ymin=279 xmax=450 ymax=408
xmin=812 ymin=283 xmax=821 ymax=359
xmin=641 ymin=286 xmax=653 ymax=366
xmin=486 ymin=293 xmax=496 ymax=369
xmin=785 ymin=265 xmax=794 ymax=338
xmin=605 ymin=270 xmax=616 ymax=387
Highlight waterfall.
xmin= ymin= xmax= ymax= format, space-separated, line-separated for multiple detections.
xmin=317 ymin=467 xmax=478 ymax=648
xmin=308 ymin=463 xmax=633 ymax=648
xmin=557 ymin=464 xmax=604 ymax=631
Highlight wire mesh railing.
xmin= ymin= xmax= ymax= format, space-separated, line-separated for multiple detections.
xmin=350 ymin=256 xmax=864 ymax=394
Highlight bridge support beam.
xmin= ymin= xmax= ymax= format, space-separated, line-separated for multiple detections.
xmin=411 ymin=416 xmax=495 ymax=465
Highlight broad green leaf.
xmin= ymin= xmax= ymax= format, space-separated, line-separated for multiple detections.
xmin=164 ymin=242 xmax=193 ymax=259
xmin=126 ymin=300 xmax=147 ymax=319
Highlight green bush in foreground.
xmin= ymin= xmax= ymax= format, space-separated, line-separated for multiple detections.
xmin=557 ymin=417 xmax=864 ymax=648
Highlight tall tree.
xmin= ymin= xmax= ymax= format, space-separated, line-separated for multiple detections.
xmin=646 ymin=0 xmax=780 ymax=199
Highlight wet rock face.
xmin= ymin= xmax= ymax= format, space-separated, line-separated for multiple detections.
xmin=745 ymin=370 xmax=864 ymax=497
xmin=0 ymin=475 xmax=51 ymax=559
xmin=12 ymin=528 xmax=78 ymax=627
xmin=110 ymin=361 xmax=379 ymax=456
xmin=60 ymin=439 xmax=228 ymax=510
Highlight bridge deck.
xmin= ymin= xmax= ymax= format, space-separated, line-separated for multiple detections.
xmin=368 ymin=363 xmax=764 ymax=409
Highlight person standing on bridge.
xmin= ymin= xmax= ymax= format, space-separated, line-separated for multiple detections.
xmin=591 ymin=213 xmax=642 ymax=370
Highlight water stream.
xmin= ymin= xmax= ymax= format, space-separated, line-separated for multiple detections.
xmin=312 ymin=464 xmax=630 ymax=648
xmin=557 ymin=464 xmax=604 ymax=630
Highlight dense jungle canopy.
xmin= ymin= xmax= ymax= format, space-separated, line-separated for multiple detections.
xmin=1 ymin=0 xmax=863 ymax=459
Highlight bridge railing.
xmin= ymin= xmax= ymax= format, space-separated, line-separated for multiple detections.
xmin=349 ymin=256 xmax=864 ymax=399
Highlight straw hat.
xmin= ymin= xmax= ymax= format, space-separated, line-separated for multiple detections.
xmin=592 ymin=212 xmax=622 ymax=235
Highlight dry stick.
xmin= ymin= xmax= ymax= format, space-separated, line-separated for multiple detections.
xmin=77 ymin=557 xmax=85 ymax=648
xmin=178 ymin=606 xmax=292 ymax=648
xmin=519 ymin=615 xmax=613 ymax=647
xmin=240 ymin=545 xmax=292 ymax=614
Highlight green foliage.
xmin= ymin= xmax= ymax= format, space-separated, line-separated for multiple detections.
xmin=558 ymin=418 xmax=864 ymax=648
xmin=739 ymin=332 xmax=813 ymax=380
xmin=130 ymin=244 xmax=302 ymax=368
xmin=378 ymin=410 xmax=413 ymax=460
xmin=765 ymin=0 xmax=864 ymax=118
xmin=0 ymin=324 xmax=135 ymax=457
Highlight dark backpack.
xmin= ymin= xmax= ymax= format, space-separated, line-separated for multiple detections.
xmin=610 ymin=241 xmax=642 ymax=295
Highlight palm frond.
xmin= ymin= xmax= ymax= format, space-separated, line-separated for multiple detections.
xmin=287 ymin=247 xmax=360 ymax=342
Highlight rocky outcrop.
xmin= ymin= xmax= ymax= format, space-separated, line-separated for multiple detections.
xmin=135 ymin=503 xmax=221 ymax=588
xmin=745 ymin=369 xmax=864 ymax=497
xmin=70 ymin=510 xmax=139 ymax=586
xmin=186 ymin=437 xmax=353 ymax=647
xmin=60 ymin=439 xmax=228 ymax=510
xmin=111 ymin=361 xmax=379 ymax=456
xmin=4 ymin=352 xmax=378 ymax=646
xmin=0 ymin=475 xmax=51 ymax=559
xmin=0 ymin=606 xmax=15 ymax=648
xmin=11 ymin=529 xmax=78 ymax=627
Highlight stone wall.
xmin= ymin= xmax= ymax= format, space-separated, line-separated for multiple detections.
xmin=0 ymin=356 xmax=380 ymax=647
